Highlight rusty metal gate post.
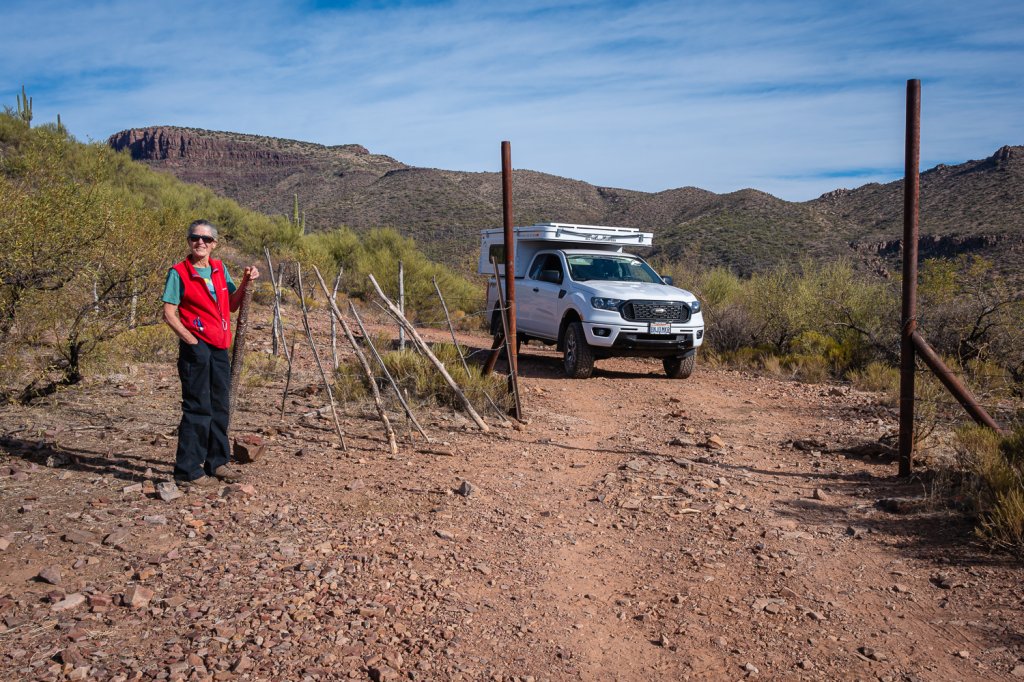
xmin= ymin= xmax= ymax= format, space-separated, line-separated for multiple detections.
xmin=501 ymin=141 xmax=522 ymax=419
xmin=898 ymin=79 xmax=921 ymax=478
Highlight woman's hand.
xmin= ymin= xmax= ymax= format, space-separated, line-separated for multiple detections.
xmin=242 ymin=265 xmax=261 ymax=286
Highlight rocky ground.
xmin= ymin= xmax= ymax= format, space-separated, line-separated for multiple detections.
xmin=1 ymin=311 xmax=1022 ymax=681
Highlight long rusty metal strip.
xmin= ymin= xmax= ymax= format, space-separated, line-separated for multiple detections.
xmin=911 ymin=331 xmax=1003 ymax=434
xmin=898 ymin=79 xmax=921 ymax=477
xmin=491 ymin=257 xmax=522 ymax=420
xmin=501 ymin=140 xmax=521 ymax=419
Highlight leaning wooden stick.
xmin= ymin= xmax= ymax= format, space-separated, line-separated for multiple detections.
xmin=367 ymin=273 xmax=490 ymax=432
xmin=330 ymin=269 xmax=342 ymax=370
xmin=280 ymin=341 xmax=297 ymax=421
xmin=347 ymin=299 xmax=429 ymax=441
xmin=276 ymin=262 xmax=291 ymax=362
xmin=263 ymin=248 xmax=284 ymax=358
xmin=227 ymin=285 xmax=253 ymax=432
xmin=309 ymin=267 xmax=398 ymax=454
xmin=296 ymin=264 xmax=347 ymax=451
xmin=398 ymin=260 xmax=406 ymax=351
xmin=433 ymin=275 xmax=509 ymax=423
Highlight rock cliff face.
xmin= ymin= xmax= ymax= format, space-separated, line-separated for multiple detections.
xmin=108 ymin=126 xmax=1024 ymax=277
xmin=109 ymin=127 xmax=300 ymax=166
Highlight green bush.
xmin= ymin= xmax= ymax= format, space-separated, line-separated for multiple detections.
xmin=848 ymin=361 xmax=899 ymax=399
xmin=334 ymin=342 xmax=510 ymax=416
xmin=956 ymin=425 xmax=1024 ymax=555
xmin=113 ymin=324 xmax=178 ymax=362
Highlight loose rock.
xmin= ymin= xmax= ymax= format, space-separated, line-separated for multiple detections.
xmin=51 ymin=593 xmax=86 ymax=612
xmin=124 ymin=585 xmax=154 ymax=608
xmin=37 ymin=566 xmax=62 ymax=586
xmin=156 ymin=481 xmax=182 ymax=502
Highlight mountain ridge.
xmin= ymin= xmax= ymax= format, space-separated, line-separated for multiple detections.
xmin=108 ymin=127 xmax=1024 ymax=277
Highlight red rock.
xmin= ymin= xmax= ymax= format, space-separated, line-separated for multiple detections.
xmin=124 ymin=585 xmax=155 ymax=608
xmin=63 ymin=529 xmax=98 ymax=545
xmin=232 ymin=437 xmax=264 ymax=464
xmin=88 ymin=593 xmax=112 ymax=613
xmin=37 ymin=565 xmax=62 ymax=585
xmin=51 ymin=593 xmax=86 ymax=612
xmin=232 ymin=654 xmax=253 ymax=672
xmin=104 ymin=528 xmax=132 ymax=548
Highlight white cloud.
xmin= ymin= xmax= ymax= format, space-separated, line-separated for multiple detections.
xmin=2 ymin=0 xmax=1022 ymax=200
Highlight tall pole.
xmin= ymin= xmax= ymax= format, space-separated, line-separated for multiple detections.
xmin=898 ymin=79 xmax=921 ymax=478
xmin=501 ymin=140 xmax=521 ymax=419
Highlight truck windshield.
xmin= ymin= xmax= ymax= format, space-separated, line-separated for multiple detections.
xmin=566 ymin=255 xmax=663 ymax=283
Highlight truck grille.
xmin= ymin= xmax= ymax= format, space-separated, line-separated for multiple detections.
xmin=622 ymin=300 xmax=691 ymax=322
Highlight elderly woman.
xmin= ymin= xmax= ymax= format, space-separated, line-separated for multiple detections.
xmin=162 ymin=219 xmax=260 ymax=490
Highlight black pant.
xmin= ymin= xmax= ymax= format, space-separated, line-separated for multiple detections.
xmin=174 ymin=339 xmax=231 ymax=481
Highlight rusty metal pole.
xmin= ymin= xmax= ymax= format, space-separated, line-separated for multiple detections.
xmin=501 ymin=140 xmax=522 ymax=419
xmin=898 ymin=79 xmax=921 ymax=478
xmin=911 ymin=332 xmax=1003 ymax=433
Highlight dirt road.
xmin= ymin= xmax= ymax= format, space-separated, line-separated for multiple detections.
xmin=1 ymin=327 xmax=1021 ymax=681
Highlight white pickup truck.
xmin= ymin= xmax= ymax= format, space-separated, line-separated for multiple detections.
xmin=482 ymin=223 xmax=704 ymax=379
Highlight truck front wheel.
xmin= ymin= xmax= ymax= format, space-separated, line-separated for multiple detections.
xmin=663 ymin=354 xmax=696 ymax=379
xmin=563 ymin=321 xmax=595 ymax=378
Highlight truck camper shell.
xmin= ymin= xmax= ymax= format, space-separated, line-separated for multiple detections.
xmin=479 ymin=223 xmax=654 ymax=278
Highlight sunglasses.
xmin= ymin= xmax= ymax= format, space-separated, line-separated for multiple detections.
xmin=188 ymin=234 xmax=216 ymax=244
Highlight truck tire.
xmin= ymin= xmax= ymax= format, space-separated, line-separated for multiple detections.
xmin=563 ymin=321 xmax=595 ymax=378
xmin=663 ymin=354 xmax=695 ymax=379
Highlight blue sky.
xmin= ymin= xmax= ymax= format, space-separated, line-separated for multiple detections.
xmin=2 ymin=0 xmax=1022 ymax=200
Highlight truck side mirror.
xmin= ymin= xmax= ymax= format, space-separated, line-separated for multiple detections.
xmin=539 ymin=270 xmax=562 ymax=284
xmin=661 ymin=275 xmax=673 ymax=286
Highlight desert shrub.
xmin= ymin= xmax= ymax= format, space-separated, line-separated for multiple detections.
xmin=0 ymin=112 xmax=182 ymax=398
xmin=955 ymin=425 xmax=1024 ymax=555
xmin=848 ymin=361 xmax=899 ymax=399
xmin=759 ymin=354 xmax=785 ymax=377
xmin=297 ymin=227 xmax=483 ymax=321
xmin=251 ymin=281 xmax=278 ymax=306
xmin=238 ymin=352 xmax=286 ymax=397
xmin=334 ymin=360 xmax=371 ymax=404
xmin=335 ymin=343 xmax=509 ymax=415
xmin=685 ymin=259 xmax=894 ymax=379
xmin=706 ymin=304 xmax=759 ymax=353
xmin=719 ymin=345 xmax=774 ymax=369
xmin=112 ymin=324 xmax=178 ymax=363
xmin=787 ymin=354 xmax=831 ymax=384
xmin=918 ymin=257 xmax=1024 ymax=388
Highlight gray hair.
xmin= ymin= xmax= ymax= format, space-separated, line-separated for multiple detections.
xmin=187 ymin=219 xmax=219 ymax=240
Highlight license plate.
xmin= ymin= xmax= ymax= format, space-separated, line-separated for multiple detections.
xmin=649 ymin=322 xmax=671 ymax=335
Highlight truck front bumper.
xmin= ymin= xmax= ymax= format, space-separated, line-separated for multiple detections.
xmin=582 ymin=321 xmax=704 ymax=358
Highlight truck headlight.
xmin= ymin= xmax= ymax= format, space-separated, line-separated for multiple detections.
xmin=591 ymin=297 xmax=622 ymax=311
xmin=690 ymin=300 xmax=701 ymax=314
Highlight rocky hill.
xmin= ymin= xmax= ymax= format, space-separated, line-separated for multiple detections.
xmin=109 ymin=127 xmax=1024 ymax=277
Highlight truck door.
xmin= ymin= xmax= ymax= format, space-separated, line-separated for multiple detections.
xmin=523 ymin=253 xmax=565 ymax=341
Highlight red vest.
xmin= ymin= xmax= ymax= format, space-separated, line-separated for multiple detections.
xmin=172 ymin=259 xmax=232 ymax=349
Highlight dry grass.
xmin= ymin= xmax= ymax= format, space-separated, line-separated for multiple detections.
xmin=334 ymin=342 xmax=511 ymax=416
xmin=955 ymin=424 xmax=1024 ymax=556
xmin=848 ymin=361 xmax=899 ymax=404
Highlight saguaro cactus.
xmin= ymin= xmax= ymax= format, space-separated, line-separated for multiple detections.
xmin=290 ymin=193 xmax=306 ymax=235
xmin=16 ymin=85 xmax=32 ymax=126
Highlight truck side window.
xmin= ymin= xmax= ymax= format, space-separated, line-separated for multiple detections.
xmin=529 ymin=254 xmax=563 ymax=284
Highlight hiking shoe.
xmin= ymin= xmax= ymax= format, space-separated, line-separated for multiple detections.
xmin=212 ymin=465 xmax=245 ymax=483
xmin=180 ymin=475 xmax=219 ymax=491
